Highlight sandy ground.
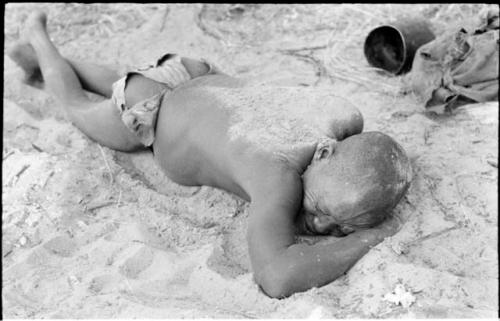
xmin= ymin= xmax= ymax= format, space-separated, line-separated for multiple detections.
xmin=3 ymin=3 xmax=498 ymax=318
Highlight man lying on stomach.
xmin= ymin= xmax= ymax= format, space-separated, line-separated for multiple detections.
xmin=9 ymin=11 xmax=412 ymax=298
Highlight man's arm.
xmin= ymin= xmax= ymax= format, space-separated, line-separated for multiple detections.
xmin=316 ymin=96 xmax=364 ymax=141
xmin=247 ymin=171 xmax=396 ymax=298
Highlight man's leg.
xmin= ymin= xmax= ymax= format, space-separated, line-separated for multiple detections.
xmin=68 ymin=59 xmax=120 ymax=98
xmin=13 ymin=11 xmax=214 ymax=150
xmin=9 ymin=38 xmax=120 ymax=98
xmin=9 ymin=40 xmax=168 ymax=105
xmin=18 ymin=11 xmax=145 ymax=151
xmin=25 ymin=12 xmax=103 ymax=105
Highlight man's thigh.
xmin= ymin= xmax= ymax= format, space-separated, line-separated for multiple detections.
xmin=70 ymin=98 xmax=145 ymax=152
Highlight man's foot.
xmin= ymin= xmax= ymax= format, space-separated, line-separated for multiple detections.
xmin=8 ymin=11 xmax=49 ymax=89
xmin=7 ymin=41 xmax=44 ymax=89
xmin=22 ymin=11 xmax=49 ymax=43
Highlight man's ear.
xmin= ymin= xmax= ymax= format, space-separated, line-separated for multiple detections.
xmin=314 ymin=138 xmax=338 ymax=161
xmin=340 ymin=225 xmax=355 ymax=235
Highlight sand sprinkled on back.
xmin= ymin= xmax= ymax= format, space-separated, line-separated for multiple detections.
xmin=202 ymin=85 xmax=356 ymax=152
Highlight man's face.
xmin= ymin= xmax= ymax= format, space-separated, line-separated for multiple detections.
xmin=301 ymin=148 xmax=371 ymax=236
xmin=301 ymin=132 xmax=412 ymax=236
xmin=301 ymin=137 xmax=365 ymax=236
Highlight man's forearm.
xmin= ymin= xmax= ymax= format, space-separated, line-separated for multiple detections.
xmin=256 ymin=228 xmax=385 ymax=298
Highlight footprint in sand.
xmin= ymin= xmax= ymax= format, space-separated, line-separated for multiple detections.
xmin=207 ymin=216 xmax=251 ymax=278
xmin=88 ymin=274 xmax=122 ymax=294
xmin=119 ymin=246 xmax=155 ymax=279
xmin=42 ymin=235 xmax=77 ymax=257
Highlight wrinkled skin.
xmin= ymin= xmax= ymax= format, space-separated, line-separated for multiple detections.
xmin=300 ymin=132 xmax=412 ymax=236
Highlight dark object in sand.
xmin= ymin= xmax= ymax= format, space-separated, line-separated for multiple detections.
xmin=364 ymin=17 xmax=435 ymax=75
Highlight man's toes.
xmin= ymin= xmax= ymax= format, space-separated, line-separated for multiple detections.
xmin=26 ymin=11 xmax=48 ymax=30
xmin=21 ymin=11 xmax=49 ymax=41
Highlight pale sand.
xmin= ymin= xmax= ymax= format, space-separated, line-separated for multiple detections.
xmin=3 ymin=3 xmax=498 ymax=318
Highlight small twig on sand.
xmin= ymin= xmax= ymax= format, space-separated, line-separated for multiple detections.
xmin=98 ymin=145 xmax=114 ymax=184
xmin=3 ymin=247 xmax=13 ymax=258
xmin=190 ymin=186 xmax=202 ymax=196
xmin=281 ymin=44 xmax=328 ymax=53
xmin=407 ymin=226 xmax=459 ymax=246
xmin=41 ymin=170 xmax=55 ymax=188
xmin=16 ymin=123 xmax=39 ymax=131
xmin=219 ymin=308 xmax=258 ymax=319
xmin=86 ymin=200 xmax=115 ymax=212
xmin=486 ymin=159 xmax=497 ymax=168
xmin=159 ymin=5 xmax=170 ymax=32
xmin=116 ymin=189 xmax=122 ymax=208
xmin=3 ymin=150 xmax=15 ymax=161
xmin=423 ymin=128 xmax=431 ymax=145
xmin=31 ymin=143 xmax=44 ymax=153
xmin=278 ymin=49 xmax=329 ymax=85
xmin=9 ymin=164 xmax=30 ymax=185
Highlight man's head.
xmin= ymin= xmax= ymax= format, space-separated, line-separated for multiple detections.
xmin=301 ymin=131 xmax=412 ymax=236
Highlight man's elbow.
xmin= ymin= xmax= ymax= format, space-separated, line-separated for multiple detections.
xmin=256 ymin=265 xmax=295 ymax=299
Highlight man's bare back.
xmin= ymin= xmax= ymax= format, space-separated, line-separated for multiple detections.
xmin=154 ymin=74 xmax=362 ymax=194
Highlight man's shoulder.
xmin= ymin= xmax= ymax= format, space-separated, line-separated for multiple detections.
xmin=243 ymin=160 xmax=304 ymax=204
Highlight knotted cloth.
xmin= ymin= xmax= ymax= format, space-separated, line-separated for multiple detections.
xmin=409 ymin=7 xmax=499 ymax=112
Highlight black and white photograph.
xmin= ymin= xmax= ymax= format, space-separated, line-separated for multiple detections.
xmin=3 ymin=3 xmax=498 ymax=318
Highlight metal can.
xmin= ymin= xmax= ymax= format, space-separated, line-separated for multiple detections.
xmin=364 ymin=17 xmax=436 ymax=75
